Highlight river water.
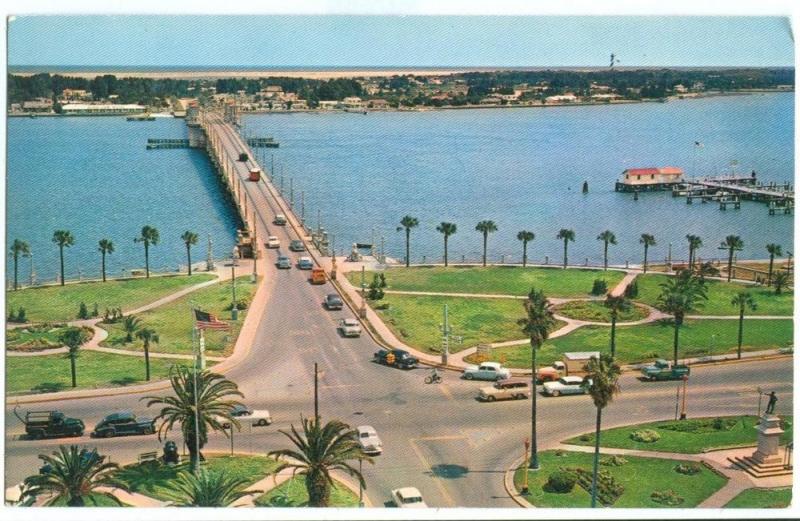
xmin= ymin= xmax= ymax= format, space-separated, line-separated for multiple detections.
xmin=243 ymin=93 xmax=793 ymax=266
xmin=7 ymin=93 xmax=794 ymax=281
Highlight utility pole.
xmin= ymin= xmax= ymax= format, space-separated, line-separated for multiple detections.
xmin=231 ymin=248 xmax=238 ymax=321
xmin=314 ymin=362 xmax=320 ymax=422
xmin=206 ymin=234 xmax=215 ymax=271
xmin=359 ymin=266 xmax=367 ymax=318
xmin=301 ymin=191 xmax=305 ymax=226
xmin=440 ymin=304 xmax=450 ymax=365
xmin=290 ymin=177 xmax=294 ymax=207
xmin=29 ymin=253 xmax=36 ymax=286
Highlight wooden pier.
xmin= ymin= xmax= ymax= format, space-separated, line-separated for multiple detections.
xmin=671 ymin=175 xmax=794 ymax=215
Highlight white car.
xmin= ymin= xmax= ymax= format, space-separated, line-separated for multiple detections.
xmin=392 ymin=487 xmax=427 ymax=508
xmin=357 ymin=425 xmax=383 ymax=455
xmin=462 ymin=362 xmax=511 ymax=381
xmin=542 ymin=376 xmax=592 ymax=397
xmin=217 ymin=409 xmax=272 ymax=429
xmin=265 ymin=236 xmax=280 ymax=248
xmin=338 ymin=318 xmax=362 ymax=338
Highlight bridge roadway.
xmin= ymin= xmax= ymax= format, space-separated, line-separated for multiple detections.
xmin=4 ymin=117 xmax=794 ymax=508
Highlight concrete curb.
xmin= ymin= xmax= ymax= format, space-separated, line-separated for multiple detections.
xmin=504 ymin=455 xmax=533 ymax=508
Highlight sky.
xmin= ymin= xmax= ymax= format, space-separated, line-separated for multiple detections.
xmin=6 ymin=15 xmax=795 ymax=68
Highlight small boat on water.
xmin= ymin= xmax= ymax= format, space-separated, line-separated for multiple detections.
xmin=127 ymin=113 xmax=156 ymax=121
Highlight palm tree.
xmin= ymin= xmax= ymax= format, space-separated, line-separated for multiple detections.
xmin=97 ymin=239 xmax=114 ymax=282
xmin=604 ymin=295 xmax=630 ymax=358
xmin=517 ymin=231 xmax=535 ymax=267
xmin=597 ymin=230 xmax=617 ymax=270
xmin=766 ymin=243 xmax=783 ymax=286
xmin=730 ymin=292 xmax=757 ymax=360
xmin=719 ymin=235 xmax=744 ymax=282
xmin=582 ymin=354 xmax=621 ymax=508
xmin=268 ymin=416 xmax=372 ymax=507
xmin=656 ymin=270 xmax=708 ymax=365
xmin=436 ymin=222 xmax=457 ymax=267
xmin=136 ymin=327 xmax=159 ymax=381
xmin=10 ymin=239 xmax=30 ymax=290
xmin=122 ymin=315 xmax=142 ymax=343
xmin=639 ymin=234 xmax=656 ymax=273
xmin=397 ymin=216 xmax=419 ymax=268
xmin=143 ymin=366 xmax=244 ymax=470
xmin=52 ymin=230 xmax=75 ymax=286
xmin=772 ymin=271 xmax=790 ymax=295
xmin=134 ymin=225 xmax=160 ymax=278
xmin=686 ymin=234 xmax=703 ymax=270
xmin=170 ymin=470 xmax=258 ymax=507
xmin=59 ymin=328 xmax=88 ymax=388
xmin=181 ymin=231 xmax=199 ymax=276
xmin=517 ymin=288 xmax=556 ymax=470
xmin=475 ymin=220 xmax=498 ymax=267
xmin=556 ymin=229 xmax=575 ymax=269
xmin=20 ymin=446 xmax=129 ymax=506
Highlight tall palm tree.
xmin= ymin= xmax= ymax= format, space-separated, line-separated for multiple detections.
xmin=97 ymin=239 xmax=114 ymax=283
xmin=122 ymin=315 xmax=142 ymax=343
xmin=143 ymin=367 xmax=244 ymax=470
xmin=766 ymin=243 xmax=783 ymax=286
xmin=597 ymin=230 xmax=617 ymax=270
xmin=268 ymin=416 xmax=372 ymax=507
xmin=170 ymin=470 xmax=258 ymax=507
xmin=730 ymin=292 xmax=757 ymax=360
xmin=397 ymin=216 xmax=419 ymax=268
xmin=20 ymin=446 xmax=129 ymax=506
xmin=556 ymin=229 xmax=575 ymax=269
xmin=475 ymin=220 xmax=498 ymax=267
xmin=436 ymin=222 xmax=457 ymax=267
xmin=582 ymin=354 xmax=621 ymax=508
xmin=135 ymin=327 xmax=159 ymax=381
xmin=517 ymin=288 xmax=556 ymax=470
xmin=604 ymin=295 xmax=630 ymax=358
xmin=10 ymin=239 xmax=30 ymax=291
xmin=59 ymin=328 xmax=88 ymax=388
xmin=719 ymin=235 xmax=744 ymax=282
xmin=639 ymin=234 xmax=656 ymax=273
xmin=181 ymin=231 xmax=199 ymax=276
xmin=52 ymin=230 xmax=75 ymax=286
xmin=134 ymin=225 xmax=160 ymax=278
xmin=686 ymin=234 xmax=703 ymax=270
xmin=772 ymin=271 xmax=790 ymax=295
xmin=517 ymin=231 xmax=535 ymax=267
xmin=656 ymin=270 xmax=708 ymax=365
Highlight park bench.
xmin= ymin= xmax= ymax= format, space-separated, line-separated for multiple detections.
xmin=137 ymin=451 xmax=159 ymax=464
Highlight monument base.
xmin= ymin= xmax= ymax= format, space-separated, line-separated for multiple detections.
xmin=728 ymin=414 xmax=792 ymax=478
xmin=729 ymin=455 xmax=793 ymax=478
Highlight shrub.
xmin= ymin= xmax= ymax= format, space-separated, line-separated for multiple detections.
xmin=590 ymin=279 xmax=608 ymax=296
xmin=630 ymin=429 xmax=661 ymax=443
xmin=579 ymin=434 xmax=592 ymax=442
xmin=600 ymin=455 xmax=628 ymax=467
xmin=658 ymin=418 xmax=737 ymax=434
xmin=92 ymin=303 xmax=99 ymax=317
xmin=564 ymin=466 xmax=625 ymax=505
xmin=379 ymin=273 xmax=387 ymax=288
xmin=651 ymin=489 xmax=685 ymax=506
xmin=374 ymin=303 xmax=391 ymax=310
xmin=16 ymin=307 xmax=27 ymax=323
xmin=77 ymin=302 xmax=89 ymax=320
xmin=674 ymin=463 xmax=702 ymax=475
xmin=624 ymin=279 xmax=639 ymax=298
xmin=546 ymin=470 xmax=577 ymax=493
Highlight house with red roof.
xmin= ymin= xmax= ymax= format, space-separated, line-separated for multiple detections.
xmin=615 ymin=167 xmax=685 ymax=192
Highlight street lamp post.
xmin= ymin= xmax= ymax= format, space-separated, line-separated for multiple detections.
xmin=359 ymin=266 xmax=367 ymax=318
xmin=679 ymin=375 xmax=688 ymax=420
xmin=231 ymin=248 xmax=238 ymax=321
xmin=358 ymin=459 xmax=364 ymax=507
xmin=330 ymin=236 xmax=338 ymax=281
xmin=521 ymin=438 xmax=531 ymax=495
xmin=440 ymin=304 xmax=450 ymax=366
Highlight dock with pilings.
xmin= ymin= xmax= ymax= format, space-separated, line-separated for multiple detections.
xmin=671 ymin=175 xmax=794 ymax=214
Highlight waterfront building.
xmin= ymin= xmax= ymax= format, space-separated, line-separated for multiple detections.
xmin=615 ymin=167 xmax=685 ymax=192
xmin=318 ymin=100 xmax=339 ymax=109
xmin=369 ymin=99 xmax=390 ymax=109
xmin=61 ymin=103 xmax=146 ymax=115
xmin=545 ymin=93 xmax=578 ymax=103
xmin=22 ymin=99 xmax=54 ymax=112
xmin=342 ymin=96 xmax=365 ymax=109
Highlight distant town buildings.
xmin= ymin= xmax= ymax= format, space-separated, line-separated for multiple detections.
xmin=61 ymin=103 xmax=147 ymax=115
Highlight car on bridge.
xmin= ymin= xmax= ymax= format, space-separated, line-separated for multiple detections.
xmin=265 ymin=236 xmax=280 ymax=248
xmin=92 ymin=412 xmax=155 ymax=438
xmin=289 ymin=240 xmax=305 ymax=252
xmin=477 ymin=379 xmax=531 ymax=402
xmin=373 ymin=348 xmax=419 ymax=369
xmin=543 ymin=376 xmax=592 ymax=397
xmin=324 ymin=294 xmax=344 ymax=310
xmin=462 ymin=362 xmax=511 ymax=381
xmin=392 ymin=487 xmax=427 ymax=508
xmin=297 ymin=256 xmax=314 ymax=269
xmin=276 ymin=255 xmax=291 ymax=269
xmin=338 ymin=318 xmax=362 ymax=337
xmin=357 ymin=425 xmax=383 ymax=455
xmin=274 ymin=214 xmax=287 ymax=225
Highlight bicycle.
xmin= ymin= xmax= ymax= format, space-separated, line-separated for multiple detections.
xmin=424 ymin=374 xmax=443 ymax=384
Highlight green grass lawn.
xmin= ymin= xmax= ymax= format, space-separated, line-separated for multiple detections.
xmin=373 ymin=294 xmax=564 ymax=354
xmin=117 ymin=454 xmax=278 ymax=503
xmin=6 ymin=351 xmax=199 ymax=394
xmin=553 ymin=300 xmax=649 ymax=323
xmin=513 ymin=450 xmax=727 ymax=508
xmin=347 ymin=266 xmax=626 ymax=298
xmin=473 ymin=318 xmax=793 ymax=367
xmin=99 ymin=276 xmax=258 ymax=356
xmin=724 ymin=487 xmax=792 ymax=508
xmin=635 ymin=274 xmax=792 ymax=316
xmin=254 ymin=476 xmax=359 ymax=507
xmin=564 ymin=416 xmax=794 ymax=453
xmin=6 ymin=274 xmax=215 ymax=323
xmin=6 ymin=325 xmax=93 ymax=351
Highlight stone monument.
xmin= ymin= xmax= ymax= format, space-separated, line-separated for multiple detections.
xmin=729 ymin=415 xmax=792 ymax=477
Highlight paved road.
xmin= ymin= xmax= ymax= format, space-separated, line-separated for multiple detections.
xmin=5 ymin=117 xmax=794 ymax=508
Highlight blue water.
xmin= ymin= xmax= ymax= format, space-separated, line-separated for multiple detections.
xmin=243 ymin=93 xmax=794 ymax=265
xmin=7 ymin=117 xmax=239 ymax=282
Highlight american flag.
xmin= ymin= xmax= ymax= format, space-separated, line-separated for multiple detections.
xmin=194 ymin=309 xmax=230 ymax=330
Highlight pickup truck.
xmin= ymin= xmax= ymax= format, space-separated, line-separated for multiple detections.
xmin=462 ymin=362 xmax=511 ymax=381
xmin=537 ymin=361 xmax=567 ymax=383
xmin=374 ymin=348 xmax=419 ymax=369
xmin=15 ymin=408 xmax=85 ymax=440
xmin=641 ymin=359 xmax=690 ymax=381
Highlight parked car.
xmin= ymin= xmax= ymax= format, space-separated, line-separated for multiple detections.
xmin=265 ymin=236 xmax=280 ymax=248
xmin=537 ymin=361 xmax=567 ymax=383
xmin=462 ymin=362 xmax=511 ymax=381
xmin=373 ymin=348 xmax=419 ymax=369
xmin=15 ymin=409 xmax=84 ymax=440
xmin=357 ymin=425 xmax=383 ymax=455
xmin=543 ymin=376 xmax=592 ymax=397
xmin=477 ymin=379 xmax=531 ymax=402
xmin=640 ymin=359 xmax=691 ymax=381
xmin=338 ymin=318 xmax=362 ymax=337
xmin=273 ymin=214 xmax=287 ymax=225
xmin=92 ymin=412 xmax=154 ymax=438
xmin=297 ymin=256 xmax=313 ymax=270
xmin=392 ymin=487 xmax=427 ymax=508
xmin=276 ymin=255 xmax=291 ymax=269
xmin=218 ymin=407 xmax=272 ymax=429
xmin=324 ymin=294 xmax=344 ymax=310
xmin=289 ymin=240 xmax=305 ymax=252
